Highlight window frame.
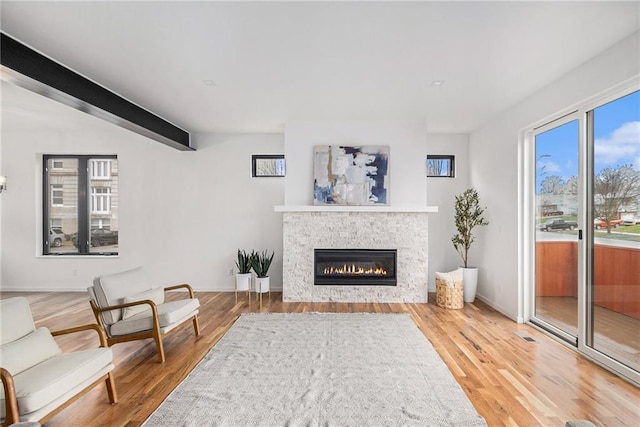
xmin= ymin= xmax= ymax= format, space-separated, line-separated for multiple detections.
xmin=51 ymin=183 xmax=64 ymax=206
xmin=91 ymin=187 xmax=111 ymax=214
xmin=426 ymin=154 xmax=455 ymax=178
xmin=90 ymin=159 xmax=112 ymax=180
xmin=43 ymin=154 xmax=117 ymax=255
xmin=251 ymin=154 xmax=286 ymax=177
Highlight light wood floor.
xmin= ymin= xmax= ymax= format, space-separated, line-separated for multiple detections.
xmin=1 ymin=291 xmax=639 ymax=427
xmin=536 ymin=296 xmax=640 ymax=367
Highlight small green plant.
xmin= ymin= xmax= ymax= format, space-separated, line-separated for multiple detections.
xmin=235 ymin=249 xmax=252 ymax=274
xmin=452 ymin=188 xmax=489 ymax=268
xmin=250 ymin=250 xmax=274 ymax=278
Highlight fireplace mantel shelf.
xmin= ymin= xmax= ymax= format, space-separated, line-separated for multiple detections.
xmin=274 ymin=205 xmax=438 ymax=213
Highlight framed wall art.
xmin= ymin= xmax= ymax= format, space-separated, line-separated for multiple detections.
xmin=313 ymin=145 xmax=389 ymax=205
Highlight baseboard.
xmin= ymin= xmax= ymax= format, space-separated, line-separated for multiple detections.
xmin=193 ymin=287 xmax=284 ymax=293
xmin=474 ymin=293 xmax=520 ymax=323
xmin=0 ymin=287 xmax=285 ymax=293
xmin=0 ymin=287 xmax=86 ymax=293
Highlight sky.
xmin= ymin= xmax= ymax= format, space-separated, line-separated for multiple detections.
xmin=536 ymin=90 xmax=640 ymax=191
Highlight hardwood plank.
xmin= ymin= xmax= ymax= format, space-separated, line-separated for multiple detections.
xmin=536 ymin=295 xmax=640 ymax=366
xmin=1 ymin=291 xmax=638 ymax=427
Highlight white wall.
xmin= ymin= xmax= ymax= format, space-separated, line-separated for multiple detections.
xmin=0 ymin=105 xmax=284 ymax=291
xmin=284 ymin=121 xmax=428 ymax=206
xmin=0 ymin=126 xmax=3 ymax=288
xmin=469 ymin=31 xmax=640 ymax=321
xmin=425 ymin=134 xmax=470 ymax=291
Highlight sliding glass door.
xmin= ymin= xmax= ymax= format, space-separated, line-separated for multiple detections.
xmin=587 ymin=90 xmax=640 ymax=374
xmin=529 ymin=86 xmax=639 ymax=383
xmin=533 ymin=117 xmax=580 ymax=343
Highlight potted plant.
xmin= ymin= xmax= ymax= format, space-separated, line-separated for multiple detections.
xmin=249 ymin=250 xmax=274 ymax=294
xmin=235 ymin=250 xmax=252 ymax=301
xmin=452 ymin=188 xmax=489 ymax=303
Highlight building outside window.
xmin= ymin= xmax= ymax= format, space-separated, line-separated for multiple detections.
xmin=91 ymin=187 xmax=111 ymax=214
xmin=50 ymin=218 xmax=62 ymax=231
xmin=91 ymin=218 xmax=111 ymax=231
xmin=90 ymin=159 xmax=111 ymax=179
xmin=51 ymin=184 xmax=64 ymax=206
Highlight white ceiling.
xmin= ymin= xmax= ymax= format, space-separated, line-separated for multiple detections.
xmin=1 ymin=1 xmax=639 ymax=134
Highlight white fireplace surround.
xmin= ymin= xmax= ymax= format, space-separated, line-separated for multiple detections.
xmin=276 ymin=206 xmax=437 ymax=303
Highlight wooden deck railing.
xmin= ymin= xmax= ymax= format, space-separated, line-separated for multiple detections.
xmin=536 ymin=241 xmax=640 ymax=320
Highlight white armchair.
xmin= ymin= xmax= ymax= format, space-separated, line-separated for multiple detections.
xmin=0 ymin=297 xmax=117 ymax=426
xmin=87 ymin=267 xmax=201 ymax=363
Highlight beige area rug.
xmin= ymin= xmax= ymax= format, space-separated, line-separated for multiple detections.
xmin=143 ymin=313 xmax=487 ymax=426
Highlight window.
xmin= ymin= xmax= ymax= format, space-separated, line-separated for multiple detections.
xmin=251 ymin=154 xmax=286 ymax=177
xmin=91 ymin=187 xmax=111 ymax=214
xmin=43 ymin=155 xmax=118 ymax=255
xmin=51 ymin=184 xmax=64 ymax=206
xmin=426 ymin=155 xmax=455 ymax=177
xmin=90 ymin=160 xmax=111 ymax=179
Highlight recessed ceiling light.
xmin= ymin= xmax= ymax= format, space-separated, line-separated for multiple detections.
xmin=431 ymin=80 xmax=445 ymax=87
xmin=202 ymin=80 xmax=216 ymax=86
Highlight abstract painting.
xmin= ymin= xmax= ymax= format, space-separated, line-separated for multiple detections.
xmin=313 ymin=145 xmax=389 ymax=205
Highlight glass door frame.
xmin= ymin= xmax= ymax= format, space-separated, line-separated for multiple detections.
xmin=522 ymin=77 xmax=640 ymax=386
xmin=525 ymin=111 xmax=582 ymax=346
xmin=579 ymin=84 xmax=640 ymax=385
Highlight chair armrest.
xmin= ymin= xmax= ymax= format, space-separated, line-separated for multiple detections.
xmin=51 ymin=323 xmax=108 ymax=347
xmin=1 ymin=367 xmax=20 ymax=425
xmin=164 ymin=283 xmax=195 ymax=299
xmin=89 ymin=299 xmax=159 ymax=327
xmin=91 ymin=299 xmax=158 ymax=313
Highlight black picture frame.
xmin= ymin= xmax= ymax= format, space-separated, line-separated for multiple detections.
xmin=426 ymin=155 xmax=455 ymax=178
xmin=252 ymin=154 xmax=286 ymax=177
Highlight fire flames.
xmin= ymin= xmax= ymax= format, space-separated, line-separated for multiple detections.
xmin=323 ymin=264 xmax=387 ymax=276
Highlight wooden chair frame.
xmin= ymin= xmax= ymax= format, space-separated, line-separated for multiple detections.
xmin=89 ymin=284 xmax=200 ymax=363
xmin=1 ymin=324 xmax=117 ymax=427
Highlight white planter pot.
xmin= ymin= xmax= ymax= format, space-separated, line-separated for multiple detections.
xmin=461 ymin=267 xmax=478 ymax=303
xmin=236 ymin=273 xmax=251 ymax=291
xmin=254 ymin=276 xmax=270 ymax=294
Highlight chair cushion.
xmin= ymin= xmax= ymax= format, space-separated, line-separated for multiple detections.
xmin=0 ymin=327 xmax=62 ymax=376
xmin=122 ymin=287 xmax=165 ymax=320
xmin=0 ymin=297 xmax=36 ymax=345
xmin=109 ymin=298 xmax=200 ymax=336
xmin=0 ymin=347 xmax=113 ymax=418
xmin=92 ymin=267 xmax=150 ymax=324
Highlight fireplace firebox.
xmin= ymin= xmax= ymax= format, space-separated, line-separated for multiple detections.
xmin=314 ymin=249 xmax=397 ymax=286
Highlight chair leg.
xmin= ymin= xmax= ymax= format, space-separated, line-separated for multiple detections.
xmin=152 ymin=332 xmax=165 ymax=363
xmin=1 ymin=368 xmax=20 ymax=426
xmin=105 ymin=372 xmax=118 ymax=404
xmin=192 ymin=315 xmax=201 ymax=337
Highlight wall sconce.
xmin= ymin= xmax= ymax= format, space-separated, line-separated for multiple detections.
xmin=0 ymin=176 xmax=7 ymax=193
